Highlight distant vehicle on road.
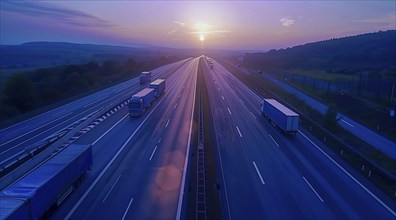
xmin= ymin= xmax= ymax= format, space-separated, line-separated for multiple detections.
xmin=0 ymin=144 xmax=93 ymax=220
xmin=129 ymin=88 xmax=156 ymax=117
xmin=139 ymin=71 xmax=152 ymax=85
xmin=261 ymin=99 xmax=299 ymax=135
xmin=149 ymin=79 xmax=166 ymax=98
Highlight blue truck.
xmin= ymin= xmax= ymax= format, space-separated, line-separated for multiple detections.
xmin=139 ymin=71 xmax=152 ymax=85
xmin=149 ymin=79 xmax=166 ymax=98
xmin=0 ymin=144 xmax=93 ymax=219
xmin=129 ymin=88 xmax=156 ymax=117
xmin=261 ymin=99 xmax=299 ymax=135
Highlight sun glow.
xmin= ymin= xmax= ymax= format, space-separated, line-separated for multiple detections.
xmin=199 ymin=33 xmax=205 ymax=42
xmin=195 ymin=22 xmax=208 ymax=42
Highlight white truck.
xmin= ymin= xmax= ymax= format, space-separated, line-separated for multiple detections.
xmin=261 ymin=99 xmax=299 ymax=135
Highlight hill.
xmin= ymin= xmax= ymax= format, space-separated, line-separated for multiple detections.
xmin=0 ymin=42 xmax=161 ymax=69
xmin=244 ymin=30 xmax=396 ymax=73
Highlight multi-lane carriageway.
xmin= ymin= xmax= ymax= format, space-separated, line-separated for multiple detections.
xmin=1 ymin=57 xmax=395 ymax=219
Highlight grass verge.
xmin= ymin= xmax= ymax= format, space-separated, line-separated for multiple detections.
xmin=218 ymin=59 xmax=396 ymax=201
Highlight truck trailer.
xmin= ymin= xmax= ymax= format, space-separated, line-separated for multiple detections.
xmin=139 ymin=71 xmax=152 ymax=85
xmin=0 ymin=144 xmax=93 ymax=220
xmin=261 ymin=99 xmax=299 ymax=135
xmin=149 ymin=79 xmax=166 ymax=98
xmin=129 ymin=88 xmax=156 ymax=117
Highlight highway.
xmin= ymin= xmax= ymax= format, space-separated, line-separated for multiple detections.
xmin=1 ymin=57 xmax=395 ymax=219
xmin=50 ymin=57 xmax=198 ymax=219
xmin=234 ymin=63 xmax=396 ymax=159
xmin=204 ymin=59 xmax=395 ymax=219
xmin=0 ymin=59 xmax=189 ymax=163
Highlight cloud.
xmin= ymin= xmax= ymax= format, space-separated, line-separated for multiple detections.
xmin=1 ymin=1 xmax=115 ymax=28
xmin=280 ymin=17 xmax=295 ymax=27
xmin=174 ymin=21 xmax=186 ymax=27
xmin=355 ymin=12 xmax=396 ymax=30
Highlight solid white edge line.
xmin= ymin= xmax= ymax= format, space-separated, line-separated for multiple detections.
xmin=176 ymin=59 xmax=197 ymax=220
xmin=102 ymin=175 xmax=122 ymax=203
xmin=149 ymin=146 xmax=158 ymax=161
xmin=268 ymin=134 xmax=279 ymax=147
xmin=92 ymin=114 xmax=128 ymax=145
xmin=302 ymin=176 xmax=324 ymax=202
xmin=252 ymin=161 xmax=265 ymax=185
xmin=298 ymin=130 xmax=396 ymax=216
xmin=65 ymin=92 xmax=165 ymax=219
xmin=341 ymin=119 xmax=355 ymax=127
xmin=236 ymin=126 xmax=243 ymax=138
xmin=227 ymin=107 xmax=232 ymax=115
xmin=121 ymin=197 xmax=134 ymax=220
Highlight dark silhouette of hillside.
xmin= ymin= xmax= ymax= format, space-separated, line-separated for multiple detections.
xmin=244 ymin=30 xmax=396 ymax=73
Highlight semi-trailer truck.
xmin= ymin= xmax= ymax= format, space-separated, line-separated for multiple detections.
xmin=139 ymin=71 xmax=152 ymax=85
xmin=149 ymin=79 xmax=166 ymax=98
xmin=261 ymin=99 xmax=299 ymax=135
xmin=0 ymin=144 xmax=93 ymax=219
xmin=129 ymin=88 xmax=156 ymax=117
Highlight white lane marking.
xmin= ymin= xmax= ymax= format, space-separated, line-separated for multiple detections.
xmin=240 ymin=98 xmax=245 ymax=104
xmin=227 ymin=107 xmax=232 ymax=115
xmin=250 ymin=112 xmax=257 ymax=119
xmin=252 ymin=161 xmax=265 ymax=185
xmin=65 ymin=92 xmax=165 ymax=219
xmin=92 ymin=114 xmax=128 ymax=145
xmin=121 ymin=197 xmax=134 ymax=220
xmin=179 ymin=93 xmax=182 ymax=98
xmin=236 ymin=126 xmax=243 ymax=138
xmin=222 ymin=95 xmax=225 ymax=100
xmin=174 ymin=103 xmax=178 ymax=109
xmin=341 ymin=119 xmax=355 ymax=127
xmin=218 ymin=87 xmax=220 ymax=91
xmin=158 ymin=138 xmax=162 ymax=144
xmin=298 ymin=130 xmax=396 ymax=216
xmin=53 ymin=110 xmax=66 ymax=117
xmin=149 ymin=146 xmax=158 ymax=161
xmin=0 ymin=112 xmax=73 ymax=147
xmin=102 ymin=175 xmax=122 ymax=203
xmin=4 ymin=126 xmax=28 ymax=137
xmin=303 ymin=176 xmax=324 ymax=202
xmin=165 ymin=118 xmax=171 ymax=128
xmin=176 ymin=59 xmax=198 ymax=220
xmin=269 ymin=134 xmax=279 ymax=147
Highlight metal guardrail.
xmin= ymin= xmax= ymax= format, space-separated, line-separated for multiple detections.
xmin=0 ymin=90 xmax=133 ymax=190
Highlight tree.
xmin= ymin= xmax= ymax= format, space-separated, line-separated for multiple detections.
xmin=4 ymin=75 xmax=36 ymax=112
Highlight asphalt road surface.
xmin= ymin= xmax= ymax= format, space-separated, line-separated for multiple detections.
xmin=230 ymin=63 xmax=396 ymax=159
xmin=204 ymin=58 xmax=395 ymax=219
xmin=51 ymin=58 xmax=199 ymax=219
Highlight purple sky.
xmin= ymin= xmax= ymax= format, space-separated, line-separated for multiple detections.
xmin=1 ymin=1 xmax=395 ymax=50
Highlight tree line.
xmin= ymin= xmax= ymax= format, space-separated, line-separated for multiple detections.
xmin=1 ymin=56 xmax=182 ymax=120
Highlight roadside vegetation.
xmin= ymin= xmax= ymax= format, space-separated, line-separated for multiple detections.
xmin=0 ymin=56 xmax=184 ymax=126
xmin=218 ymin=59 xmax=396 ymax=201
xmin=239 ymin=30 xmax=396 ymax=141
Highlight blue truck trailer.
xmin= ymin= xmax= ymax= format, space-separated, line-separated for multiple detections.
xmin=139 ymin=71 xmax=152 ymax=85
xmin=129 ymin=88 xmax=156 ymax=117
xmin=149 ymin=79 xmax=166 ymax=98
xmin=0 ymin=144 xmax=92 ymax=220
xmin=261 ymin=99 xmax=299 ymax=135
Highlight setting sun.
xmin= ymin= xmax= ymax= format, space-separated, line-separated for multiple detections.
xmin=199 ymin=33 xmax=205 ymax=42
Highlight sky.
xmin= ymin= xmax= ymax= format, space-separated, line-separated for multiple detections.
xmin=0 ymin=1 xmax=395 ymax=51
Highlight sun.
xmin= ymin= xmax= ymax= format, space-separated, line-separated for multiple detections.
xmin=199 ymin=33 xmax=205 ymax=42
xmin=195 ymin=22 xmax=208 ymax=42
